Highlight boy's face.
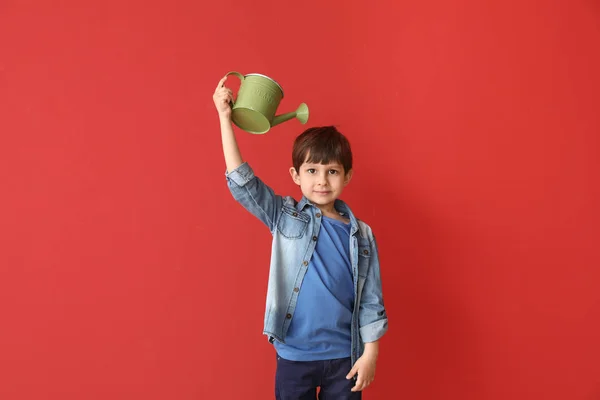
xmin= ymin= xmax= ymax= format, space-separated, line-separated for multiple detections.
xmin=289 ymin=158 xmax=352 ymax=209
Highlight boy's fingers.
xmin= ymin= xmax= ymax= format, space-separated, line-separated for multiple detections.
xmin=346 ymin=366 xmax=358 ymax=379
xmin=216 ymin=76 xmax=227 ymax=90
xmin=351 ymin=377 xmax=364 ymax=392
xmin=216 ymin=87 xmax=232 ymax=98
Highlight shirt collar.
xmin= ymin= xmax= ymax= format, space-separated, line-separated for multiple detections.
xmin=298 ymin=196 xmax=359 ymax=235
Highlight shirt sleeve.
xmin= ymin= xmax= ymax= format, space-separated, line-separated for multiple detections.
xmin=225 ymin=162 xmax=283 ymax=234
xmin=358 ymin=236 xmax=389 ymax=343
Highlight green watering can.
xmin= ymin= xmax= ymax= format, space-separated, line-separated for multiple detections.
xmin=226 ymin=71 xmax=309 ymax=134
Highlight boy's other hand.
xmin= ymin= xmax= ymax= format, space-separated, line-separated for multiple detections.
xmin=346 ymin=353 xmax=377 ymax=392
xmin=213 ymin=76 xmax=234 ymax=120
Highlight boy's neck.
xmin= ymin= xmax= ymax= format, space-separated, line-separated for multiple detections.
xmin=316 ymin=203 xmax=340 ymax=217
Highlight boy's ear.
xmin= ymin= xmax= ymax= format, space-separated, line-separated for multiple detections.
xmin=289 ymin=167 xmax=301 ymax=185
xmin=344 ymin=169 xmax=353 ymax=186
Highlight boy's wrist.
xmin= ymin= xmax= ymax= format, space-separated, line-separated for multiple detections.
xmin=363 ymin=341 xmax=380 ymax=359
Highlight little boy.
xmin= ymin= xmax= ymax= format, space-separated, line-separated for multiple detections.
xmin=213 ymin=76 xmax=388 ymax=399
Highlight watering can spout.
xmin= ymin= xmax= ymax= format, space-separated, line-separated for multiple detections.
xmin=271 ymin=103 xmax=309 ymax=128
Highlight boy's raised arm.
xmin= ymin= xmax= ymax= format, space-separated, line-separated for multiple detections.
xmin=213 ymin=76 xmax=243 ymax=173
xmin=213 ymin=75 xmax=284 ymax=233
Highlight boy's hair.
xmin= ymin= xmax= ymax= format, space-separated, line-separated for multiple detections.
xmin=292 ymin=126 xmax=353 ymax=173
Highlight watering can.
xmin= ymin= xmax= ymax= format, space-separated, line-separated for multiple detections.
xmin=226 ymin=71 xmax=309 ymax=134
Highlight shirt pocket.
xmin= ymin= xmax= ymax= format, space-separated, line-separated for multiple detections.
xmin=357 ymin=243 xmax=371 ymax=278
xmin=277 ymin=207 xmax=310 ymax=239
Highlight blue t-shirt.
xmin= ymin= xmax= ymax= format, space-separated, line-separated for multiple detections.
xmin=274 ymin=215 xmax=354 ymax=361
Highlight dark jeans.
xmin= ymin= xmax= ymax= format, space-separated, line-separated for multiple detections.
xmin=275 ymin=354 xmax=362 ymax=400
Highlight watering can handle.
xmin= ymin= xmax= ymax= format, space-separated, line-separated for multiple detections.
xmin=225 ymin=71 xmax=244 ymax=106
xmin=226 ymin=71 xmax=244 ymax=81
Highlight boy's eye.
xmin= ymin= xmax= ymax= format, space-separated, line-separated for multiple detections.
xmin=307 ymin=168 xmax=316 ymax=174
xmin=328 ymin=170 xmax=339 ymax=175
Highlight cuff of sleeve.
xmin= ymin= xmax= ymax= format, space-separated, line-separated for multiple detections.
xmin=225 ymin=162 xmax=255 ymax=187
xmin=360 ymin=318 xmax=388 ymax=343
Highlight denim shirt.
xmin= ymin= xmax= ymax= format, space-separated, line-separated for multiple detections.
xmin=225 ymin=162 xmax=388 ymax=366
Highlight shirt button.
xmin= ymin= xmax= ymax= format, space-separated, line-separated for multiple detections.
xmin=313 ymin=236 xmax=318 ymax=241
xmin=363 ymin=250 xmax=369 ymax=255
xmin=292 ymin=212 xmax=298 ymax=217
xmin=286 ymin=313 xmax=292 ymax=319
xmin=315 ymin=213 xmax=321 ymax=218
xmin=303 ymin=261 xmax=308 ymax=266
xmin=294 ymin=287 xmax=299 ymax=293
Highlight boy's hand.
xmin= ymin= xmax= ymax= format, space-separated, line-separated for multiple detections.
xmin=213 ymin=76 xmax=234 ymax=120
xmin=346 ymin=352 xmax=377 ymax=392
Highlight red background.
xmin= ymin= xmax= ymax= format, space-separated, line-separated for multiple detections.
xmin=1 ymin=0 xmax=599 ymax=399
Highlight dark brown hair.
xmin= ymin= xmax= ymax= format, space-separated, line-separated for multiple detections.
xmin=292 ymin=126 xmax=353 ymax=173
